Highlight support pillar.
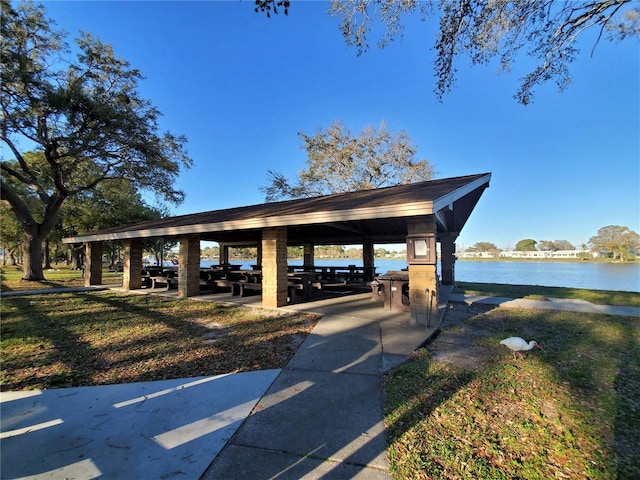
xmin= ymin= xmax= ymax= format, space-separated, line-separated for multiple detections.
xmin=122 ymin=239 xmax=143 ymax=290
xmin=440 ymin=234 xmax=456 ymax=285
xmin=219 ymin=243 xmax=229 ymax=265
xmin=363 ymin=239 xmax=375 ymax=281
xmin=84 ymin=242 xmax=103 ymax=286
xmin=303 ymin=242 xmax=314 ymax=269
xmin=178 ymin=235 xmax=201 ymax=298
xmin=407 ymin=218 xmax=438 ymax=326
xmin=262 ymin=227 xmax=288 ymax=308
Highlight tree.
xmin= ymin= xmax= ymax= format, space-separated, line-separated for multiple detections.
xmin=61 ymin=179 xmax=171 ymax=269
xmin=538 ymin=240 xmax=575 ymax=251
xmin=0 ymin=203 xmax=23 ymax=265
xmin=466 ymin=241 xmax=499 ymax=252
xmin=589 ymin=225 xmax=639 ymax=261
xmin=261 ymin=120 xmax=433 ymax=201
xmin=1 ymin=1 xmax=192 ymax=280
xmin=259 ymin=0 xmax=639 ymax=104
xmin=515 ymin=239 xmax=537 ymax=251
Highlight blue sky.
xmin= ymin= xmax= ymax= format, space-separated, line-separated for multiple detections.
xmin=41 ymin=1 xmax=639 ymax=251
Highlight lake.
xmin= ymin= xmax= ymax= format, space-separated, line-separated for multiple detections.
xmin=204 ymin=258 xmax=640 ymax=293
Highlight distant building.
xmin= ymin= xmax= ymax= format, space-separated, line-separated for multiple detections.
xmin=457 ymin=249 xmax=590 ymax=259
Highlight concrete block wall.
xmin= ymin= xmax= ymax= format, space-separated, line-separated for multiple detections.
xmin=123 ymin=239 xmax=143 ymax=290
xmin=85 ymin=242 xmax=103 ymax=286
xmin=407 ymin=217 xmax=438 ymax=326
xmin=262 ymin=227 xmax=288 ymax=308
xmin=179 ymin=235 xmax=201 ymax=298
xmin=408 ymin=264 xmax=439 ymax=326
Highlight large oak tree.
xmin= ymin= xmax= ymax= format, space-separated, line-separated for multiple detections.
xmin=258 ymin=0 xmax=639 ymax=104
xmin=261 ymin=120 xmax=433 ymax=201
xmin=1 ymin=1 xmax=192 ymax=280
xmin=589 ymin=225 xmax=639 ymax=261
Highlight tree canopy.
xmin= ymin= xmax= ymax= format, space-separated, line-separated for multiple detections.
xmin=515 ymin=239 xmax=538 ymax=251
xmin=589 ymin=225 xmax=639 ymax=261
xmin=0 ymin=1 xmax=192 ymax=280
xmin=258 ymin=0 xmax=639 ymax=104
xmin=537 ymin=240 xmax=575 ymax=251
xmin=466 ymin=241 xmax=500 ymax=252
xmin=261 ymin=120 xmax=433 ymax=201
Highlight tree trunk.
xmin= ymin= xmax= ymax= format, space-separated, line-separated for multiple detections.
xmin=44 ymin=237 xmax=52 ymax=269
xmin=70 ymin=244 xmax=83 ymax=270
xmin=22 ymin=231 xmax=45 ymax=280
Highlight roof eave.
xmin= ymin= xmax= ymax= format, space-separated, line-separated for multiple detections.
xmin=63 ymin=200 xmax=436 ymax=243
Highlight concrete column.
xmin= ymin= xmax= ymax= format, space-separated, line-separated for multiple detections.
xmin=408 ymin=264 xmax=438 ymax=326
xmin=122 ymin=239 xmax=143 ymax=290
xmin=363 ymin=239 xmax=375 ymax=281
xmin=407 ymin=217 xmax=438 ymax=326
xmin=219 ymin=243 xmax=229 ymax=264
xmin=303 ymin=242 xmax=314 ymax=269
xmin=84 ymin=242 xmax=103 ymax=286
xmin=262 ymin=227 xmax=288 ymax=308
xmin=179 ymin=235 xmax=201 ymax=298
xmin=440 ymin=234 xmax=456 ymax=285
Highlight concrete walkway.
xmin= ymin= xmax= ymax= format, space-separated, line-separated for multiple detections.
xmin=449 ymin=293 xmax=640 ymax=317
xmin=1 ymin=372 xmax=279 ymax=480
xmin=200 ymin=293 xmax=441 ymax=480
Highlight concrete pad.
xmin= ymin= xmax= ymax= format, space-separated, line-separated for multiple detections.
xmin=231 ymin=368 xmax=389 ymax=470
xmin=289 ymin=319 xmax=382 ymax=374
xmin=449 ymin=293 xmax=640 ymax=317
xmin=1 ymin=371 xmax=279 ymax=480
xmin=287 ymin=293 xmax=385 ymax=317
xmin=202 ymin=444 xmax=390 ymax=480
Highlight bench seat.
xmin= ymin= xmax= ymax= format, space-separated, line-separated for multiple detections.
xmin=238 ymin=281 xmax=262 ymax=297
xmin=213 ymin=279 xmax=240 ymax=295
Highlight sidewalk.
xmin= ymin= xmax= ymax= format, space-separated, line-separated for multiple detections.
xmin=1 ymin=372 xmax=280 ymax=480
xmin=449 ymin=293 xmax=640 ymax=317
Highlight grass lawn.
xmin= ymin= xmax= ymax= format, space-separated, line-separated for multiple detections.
xmin=384 ymin=304 xmax=640 ymax=479
xmin=1 ymin=290 xmax=319 ymax=390
xmin=0 ymin=264 xmax=121 ymax=292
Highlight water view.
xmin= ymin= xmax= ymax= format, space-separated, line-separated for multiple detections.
xmin=205 ymin=258 xmax=640 ymax=293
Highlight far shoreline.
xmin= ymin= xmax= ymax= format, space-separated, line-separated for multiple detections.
xmin=201 ymin=256 xmax=639 ymax=265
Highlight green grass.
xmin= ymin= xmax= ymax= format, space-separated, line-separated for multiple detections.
xmin=0 ymin=264 xmax=122 ymax=292
xmin=384 ymin=307 xmax=640 ymax=479
xmin=455 ymin=281 xmax=640 ymax=307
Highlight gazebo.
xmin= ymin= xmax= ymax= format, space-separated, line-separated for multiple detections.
xmin=63 ymin=173 xmax=491 ymax=325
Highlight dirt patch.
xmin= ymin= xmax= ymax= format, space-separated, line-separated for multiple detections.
xmin=427 ymin=301 xmax=498 ymax=370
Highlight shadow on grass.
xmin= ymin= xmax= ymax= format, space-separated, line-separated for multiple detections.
xmin=0 ymin=291 xmax=318 ymax=390
xmin=1 ymin=294 xmax=105 ymax=389
xmin=392 ymin=300 xmax=640 ymax=478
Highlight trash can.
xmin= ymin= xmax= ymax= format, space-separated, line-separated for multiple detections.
xmin=377 ymin=273 xmax=410 ymax=312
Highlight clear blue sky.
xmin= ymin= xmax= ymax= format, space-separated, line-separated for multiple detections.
xmin=42 ymin=1 xmax=639 ymax=251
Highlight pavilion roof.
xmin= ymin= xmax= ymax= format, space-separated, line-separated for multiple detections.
xmin=63 ymin=173 xmax=491 ymax=245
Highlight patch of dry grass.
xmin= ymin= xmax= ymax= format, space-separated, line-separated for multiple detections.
xmin=1 ymin=291 xmax=320 ymax=390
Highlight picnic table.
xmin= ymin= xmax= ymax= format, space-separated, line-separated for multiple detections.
xmin=288 ymin=265 xmax=376 ymax=283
